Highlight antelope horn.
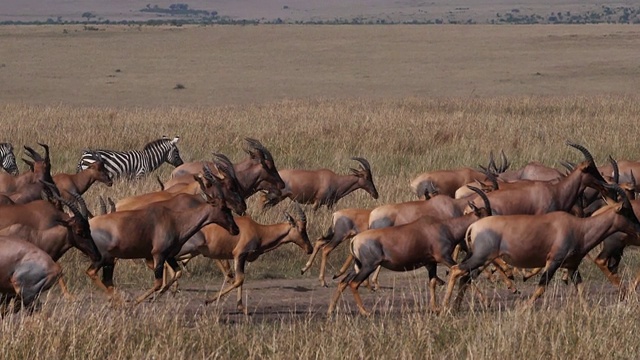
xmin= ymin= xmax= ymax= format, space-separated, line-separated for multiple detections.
xmin=558 ymin=160 xmax=576 ymax=173
xmin=466 ymin=185 xmax=492 ymax=216
xmin=38 ymin=143 xmax=50 ymax=162
xmin=69 ymin=191 xmax=89 ymax=218
xmin=107 ymin=197 xmax=116 ymax=213
xmin=609 ymin=155 xmax=619 ymax=184
xmin=212 ymin=152 xmax=238 ymax=179
xmin=23 ymin=146 xmax=43 ymax=161
xmin=351 ymin=157 xmax=372 ymax=173
xmin=155 ymin=175 xmax=165 ymax=191
xmin=98 ymin=196 xmax=107 ymax=215
xmin=631 ymin=170 xmax=636 ymax=187
xmin=292 ymin=202 xmax=306 ymax=224
xmin=499 ymin=150 xmax=510 ymax=173
xmin=566 ymin=141 xmax=595 ymax=165
xmin=487 ymin=151 xmax=497 ymax=173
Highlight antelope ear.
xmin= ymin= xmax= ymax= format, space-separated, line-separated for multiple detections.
xmin=467 ymin=201 xmax=479 ymax=213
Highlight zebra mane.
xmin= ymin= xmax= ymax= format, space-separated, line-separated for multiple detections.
xmin=142 ymin=137 xmax=176 ymax=151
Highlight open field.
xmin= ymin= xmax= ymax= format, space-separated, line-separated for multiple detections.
xmin=1 ymin=25 xmax=640 ymax=107
xmin=2 ymin=25 xmax=640 ymax=358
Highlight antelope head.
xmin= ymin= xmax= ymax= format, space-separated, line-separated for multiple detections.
xmin=566 ymin=141 xmax=607 ymax=191
xmin=350 ymin=157 xmax=379 ymax=199
xmin=206 ymin=156 xmax=247 ymax=215
xmin=284 ymin=203 xmax=313 ymax=254
xmin=244 ymin=138 xmax=285 ymax=190
xmin=195 ymin=174 xmax=240 ymax=236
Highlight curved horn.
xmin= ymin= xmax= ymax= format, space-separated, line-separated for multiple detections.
xmin=23 ymin=145 xmax=42 ymax=162
xmin=566 ymin=141 xmax=595 ymax=164
xmin=107 ymin=197 xmax=116 ymax=213
xmin=480 ymin=168 xmax=499 ymax=191
xmin=609 ymin=155 xmax=619 ymax=184
xmin=499 ymin=150 xmax=510 ymax=173
xmin=98 ymin=196 xmax=107 ymax=215
xmin=292 ymin=202 xmax=306 ymax=224
xmin=631 ymin=170 xmax=636 ymax=187
xmin=466 ymin=185 xmax=492 ymax=216
xmin=212 ymin=152 xmax=238 ymax=179
xmin=70 ymin=191 xmax=89 ymax=219
xmin=558 ymin=160 xmax=576 ymax=173
xmin=351 ymin=157 xmax=372 ymax=173
xmin=38 ymin=143 xmax=50 ymax=162
xmin=52 ymin=191 xmax=86 ymax=220
xmin=487 ymin=151 xmax=497 ymax=173
xmin=155 ymin=175 xmax=165 ymax=191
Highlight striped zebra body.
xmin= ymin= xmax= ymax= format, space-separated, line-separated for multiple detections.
xmin=0 ymin=143 xmax=19 ymax=175
xmin=77 ymin=137 xmax=183 ymax=180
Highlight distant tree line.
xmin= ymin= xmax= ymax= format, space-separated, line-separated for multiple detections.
xmin=1 ymin=4 xmax=638 ymax=26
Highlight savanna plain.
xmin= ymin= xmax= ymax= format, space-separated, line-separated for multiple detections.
xmin=1 ymin=24 xmax=640 ymax=359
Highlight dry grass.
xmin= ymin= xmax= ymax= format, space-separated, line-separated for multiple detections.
xmin=2 ymin=24 xmax=640 ymax=360
xmin=2 ymin=95 xmax=640 ymax=359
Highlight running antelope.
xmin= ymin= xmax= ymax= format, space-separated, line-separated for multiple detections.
xmin=443 ymin=185 xmax=640 ymax=310
xmin=0 ymin=236 xmax=62 ymax=316
xmin=87 ymin=176 xmax=239 ymax=304
xmin=53 ymin=153 xmax=113 ymax=202
xmin=260 ymin=157 xmax=378 ymax=210
xmin=174 ymin=203 xmax=312 ymax=310
xmin=167 ymin=138 xmax=285 ymax=196
xmin=301 ymin=208 xmax=372 ymax=287
xmin=328 ymin=186 xmax=492 ymax=315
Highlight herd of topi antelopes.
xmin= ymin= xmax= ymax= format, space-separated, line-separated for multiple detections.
xmin=2 ymin=137 xmax=640 ymax=317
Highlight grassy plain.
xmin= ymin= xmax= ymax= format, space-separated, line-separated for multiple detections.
xmin=1 ymin=25 xmax=640 ymax=359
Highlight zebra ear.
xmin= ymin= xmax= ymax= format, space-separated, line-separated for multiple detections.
xmin=171 ymin=136 xmax=180 ymax=144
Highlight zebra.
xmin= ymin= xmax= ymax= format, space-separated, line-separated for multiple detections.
xmin=0 ymin=143 xmax=19 ymax=175
xmin=77 ymin=136 xmax=184 ymax=180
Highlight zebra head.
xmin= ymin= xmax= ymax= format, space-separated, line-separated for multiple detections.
xmin=165 ymin=136 xmax=184 ymax=167
xmin=0 ymin=143 xmax=19 ymax=175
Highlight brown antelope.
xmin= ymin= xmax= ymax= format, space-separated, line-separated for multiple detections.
xmin=328 ymin=186 xmax=493 ymax=316
xmin=464 ymin=142 xmax=606 ymax=216
xmin=495 ymin=161 xmax=565 ymax=182
xmin=87 ymin=176 xmax=239 ymax=304
xmin=260 ymin=157 xmax=378 ymax=210
xmin=167 ymin=138 xmax=285 ymax=197
xmin=174 ymin=203 xmax=312 ymax=310
xmin=301 ymin=208 xmax=372 ymax=287
xmin=0 ymin=144 xmax=57 ymax=204
xmin=116 ymin=157 xmax=247 ymax=215
xmin=443 ymin=185 xmax=640 ymax=310
xmin=0 ymin=192 xmax=102 ymax=298
xmin=598 ymin=159 xmax=640 ymax=184
xmin=53 ymin=155 xmax=113 ymax=202
xmin=0 ymin=236 xmax=62 ymax=315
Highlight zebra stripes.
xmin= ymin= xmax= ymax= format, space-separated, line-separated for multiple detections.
xmin=0 ymin=143 xmax=19 ymax=175
xmin=77 ymin=136 xmax=183 ymax=180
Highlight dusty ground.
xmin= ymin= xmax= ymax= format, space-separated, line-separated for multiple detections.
xmin=62 ymin=267 xmax=625 ymax=323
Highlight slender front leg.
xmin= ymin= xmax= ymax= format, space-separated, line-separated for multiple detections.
xmin=205 ymin=255 xmax=247 ymax=310
xmin=333 ymin=254 xmax=354 ymax=280
xmin=57 ymin=276 xmax=75 ymax=300
xmin=528 ymin=260 xmax=561 ymax=306
xmin=426 ymin=263 xmax=440 ymax=312
xmin=135 ymin=255 xmax=165 ymax=305
xmin=301 ymin=239 xmax=327 ymax=275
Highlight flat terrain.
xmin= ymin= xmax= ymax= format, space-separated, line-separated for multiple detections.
xmin=2 ymin=24 xmax=640 ymax=359
xmin=1 ymin=25 xmax=639 ymax=107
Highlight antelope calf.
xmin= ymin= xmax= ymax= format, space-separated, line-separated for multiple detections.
xmin=260 ymin=157 xmax=378 ymax=210
xmin=328 ymin=186 xmax=493 ymax=315
xmin=301 ymin=208 xmax=372 ymax=287
xmin=0 ymin=236 xmax=61 ymax=316
xmin=177 ymin=204 xmax=312 ymax=310
xmin=443 ymin=185 xmax=640 ymax=310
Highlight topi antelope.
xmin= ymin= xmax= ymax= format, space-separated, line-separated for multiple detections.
xmin=167 ymin=138 xmax=285 ymax=197
xmin=86 ymin=175 xmax=239 ymax=304
xmin=328 ymin=186 xmax=493 ymax=315
xmin=260 ymin=157 xmax=378 ymax=211
xmin=0 ymin=236 xmax=62 ymax=316
xmin=301 ymin=208 xmax=372 ymax=287
xmin=172 ymin=203 xmax=312 ymax=310
xmin=443 ymin=184 xmax=640 ymax=310
xmin=0 ymin=191 xmax=101 ymax=298
xmin=0 ymin=143 xmax=57 ymax=204
xmin=53 ymin=153 xmax=113 ymax=202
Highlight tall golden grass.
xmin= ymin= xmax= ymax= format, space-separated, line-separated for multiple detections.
xmin=2 ymin=95 xmax=640 ymax=358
